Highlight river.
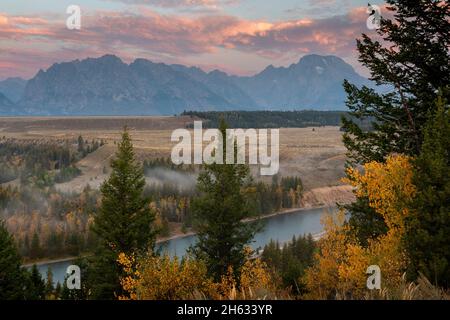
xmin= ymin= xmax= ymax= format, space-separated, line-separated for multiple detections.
xmin=34 ymin=206 xmax=336 ymax=285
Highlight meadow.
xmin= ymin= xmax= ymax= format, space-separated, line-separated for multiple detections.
xmin=0 ymin=116 xmax=350 ymax=194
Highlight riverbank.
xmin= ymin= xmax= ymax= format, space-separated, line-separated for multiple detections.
xmin=300 ymin=185 xmax=354 ymax=208
xmin=22 ymin=207 xmax=321 ymax=267
xmin=155 ymin=206 xmax=331 ymax=244
xmin=23 ymin=207 xmax=333 ymax=267
xmin=23 ymin=185 xmax=353 ymax=267
xmin=23 ymin=256 xmax=82 ymax=268
xmin=158 ymin=184 xmax=353 ymax=242
xmin=30 ymin=206 xmax=336 ymax=284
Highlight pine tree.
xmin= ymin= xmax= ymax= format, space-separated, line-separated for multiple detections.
xmin=342 ymin=0 xmax=449 ymax=162
xmin=0 ymin=220 xmax=27 ymax=300
xmin=191 ymin=120 xmax=260 ymax=282
xmin=26 ymin=264 xmax=45 ymax=300
xmin=405 ymin=96 xmax=450 ymax=287
xmin=341 ymin=0 xmax=450 ymax=245
xmin=77 ymin=135 xmax=85 ymax=154
xmin=343 ymin=182 xmax=388 ymax=247
xmin=261 ymin=235 xmax=316 ymax=296
xmin=23 ymin=234 xmax=30 ymax=257
xmin=30 ymin=232 xmax=41 ymax=259
xmin=45 ymin=268 xmax=54 ymax=299
xmin=89 ymin=127 xmax=156 ymax=299
xmin=61 ymin=258 xmax=89 ymax=300
xmin=55 ymin=282 xmax=62 ymax=299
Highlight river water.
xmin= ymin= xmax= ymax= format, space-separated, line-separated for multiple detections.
xmin=34 ymin=206 xmax=336 ymax=285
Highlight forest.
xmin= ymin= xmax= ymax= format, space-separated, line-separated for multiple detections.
xmin=182 ymin=110 xmax=373 ymax=130
xmin=0 ymin=145 xmax=304 ymax=260
xmin=0 ymin=136 xmax=103 ymax=186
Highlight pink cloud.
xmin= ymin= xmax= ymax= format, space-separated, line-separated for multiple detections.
xmin=105 ymin=0 xmax=239 ymax=8
xmin=0 ymin=6 xmax=380 ymax=79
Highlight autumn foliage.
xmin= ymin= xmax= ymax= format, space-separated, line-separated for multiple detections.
xmin=117 ymin=247 xmax=282 ymax=300
xmin=304 ymin=155 xmax=415 ymax=299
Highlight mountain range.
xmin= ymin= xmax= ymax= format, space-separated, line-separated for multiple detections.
xmin=0 ymin=54 xmax=371 ymax=115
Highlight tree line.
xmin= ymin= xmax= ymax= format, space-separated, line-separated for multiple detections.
xmin=182 ymin=110 xmax=373 ymax=130
xmin=0 ymin=156 xmax=303 ymax=262
xmin=0 ymin=136 xmax=103 ymax=186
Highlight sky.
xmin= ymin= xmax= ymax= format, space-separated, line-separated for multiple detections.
xmin=0 ymin=0 xmax=387 ymax=80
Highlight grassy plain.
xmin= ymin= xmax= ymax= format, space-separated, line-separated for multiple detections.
xmin=0 ymin=116 xmax=350 ymax=197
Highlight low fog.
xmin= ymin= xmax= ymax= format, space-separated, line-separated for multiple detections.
xmin=145 ymin=167 xmax=198 ymax=191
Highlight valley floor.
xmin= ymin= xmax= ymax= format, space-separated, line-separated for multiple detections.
xmin=0 ymin=117 xmax=349 ymax=191
xmin=2 ymin=116 xmax=353 ymax=265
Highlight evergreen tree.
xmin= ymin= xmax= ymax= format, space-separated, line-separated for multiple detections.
xmin=23 ymin=234 xmax=30 ymax=257
xmin=343 ymin=183 xmax=388 ymax=247
xmin=89 ymin=127 xmax=156 ymax=299
xmin=44 ymin=268 xmax=54 ymax=299
xmin=55 ymin=282 xmax=62 ymax=299
xmin=65 ymin=232 xmax=81 ymax=256
xmin=262 ymin=235 xmax=316 ymax=295
xmin=405 ymin=97 xmax=450 ymax=287
xmin=77 ymin=135 xmax=85 ymax=154
xmin=342 ymin=0 xmax=449 ymax=162
xmin=61 ymin=258 xmax=89 ymax=300
xmin=191 ymin=120 xmax=260 ymax=282
xmin=341 ymin=0 xmax=450 ymax=244
xmin=30 ymin=232 xmax=41 ymax=259
xmin=0 ymin=220 xmax=27 ymax=300
xmin=26 ymin=264 xmax=45 ymax=300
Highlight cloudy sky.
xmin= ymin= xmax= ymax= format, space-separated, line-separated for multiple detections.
xmin=0 ymin=0 xmax=386 ymax=79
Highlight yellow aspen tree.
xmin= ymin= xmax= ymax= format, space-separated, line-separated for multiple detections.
xmin=305 ymin=155 xmax=415 ymax=299
xmin=303 ymin=211 xmax=349 ymax=299
xmin=343 ymin=155 xmax=414 ymax=292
